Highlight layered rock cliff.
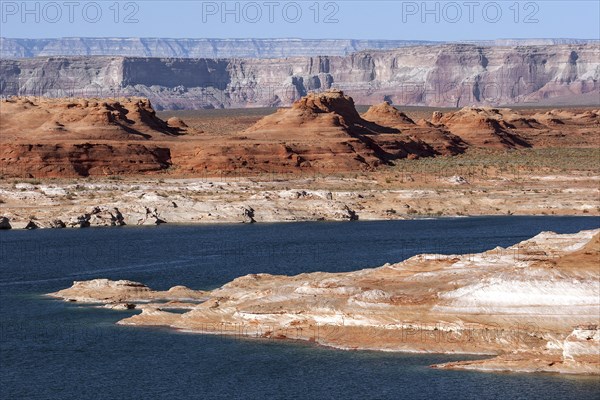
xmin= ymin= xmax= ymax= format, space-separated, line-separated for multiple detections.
xmin=3 ymin=37 xmax=596 ymax=59
xmin=2 ymin=44 xmax=598 ymax=109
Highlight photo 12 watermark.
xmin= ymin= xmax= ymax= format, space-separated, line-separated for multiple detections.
xmin=1 ymin=1 xmax=140 ymax=24
xmin=199 ymin=1 xmax=340 ymax=24
xmin=400 ymin=1 xmax=540 ymax=24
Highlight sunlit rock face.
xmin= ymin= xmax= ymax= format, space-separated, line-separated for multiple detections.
xmin=50 ymin=229 xmax=600 ymax=375
xmin=0 ymin=97 xmax=188 ymax=177
xmin=2 ymin=92 xmax=598 ymax=178
xmin=2 ymin=44 xmax=598 ymax=109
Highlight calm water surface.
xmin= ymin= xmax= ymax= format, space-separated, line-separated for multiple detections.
xmin=1 ymin=217 xmax=599 ymax=399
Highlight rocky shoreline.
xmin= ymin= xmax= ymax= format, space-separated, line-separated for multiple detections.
xmin=49 ymin=229 xmax=600 ymax=375
xmin=1 ymin=171 xmax=598 ymax=230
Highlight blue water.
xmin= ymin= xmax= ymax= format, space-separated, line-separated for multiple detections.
xmin=1 ymin=217 xmax=599 ymax=399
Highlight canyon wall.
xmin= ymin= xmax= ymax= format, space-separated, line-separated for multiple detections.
xmin=1 ymin=44 xmax=598 ymax=109
xmin=3 ymin=38 xmax=597 ymax=59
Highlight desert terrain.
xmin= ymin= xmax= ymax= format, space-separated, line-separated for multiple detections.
xmin=0 ymin=91 xmax=598 ymax=229
xmin=0 ymin=62 xmax=598 ymax=379
xmin=2 ymin=8 xmax=600 ymax=397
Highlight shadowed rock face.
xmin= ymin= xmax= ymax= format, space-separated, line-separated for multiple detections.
xmin=2 ymin=44 xmax=598 ymax=109
xmin=363 ymin=103 xmax=468 ymax=156
xmin=49 ymin=229 xmax=600 ymax=375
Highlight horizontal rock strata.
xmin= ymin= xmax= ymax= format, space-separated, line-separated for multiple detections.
xmin=2 ymin=44 xmax=599 ymax=109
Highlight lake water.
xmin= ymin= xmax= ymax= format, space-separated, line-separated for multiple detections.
xmin=1 ymin=217 xmax=599 ymax=399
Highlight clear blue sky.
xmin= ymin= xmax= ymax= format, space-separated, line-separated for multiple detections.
xmin=1 ymin=1 xmax=599 ymax=40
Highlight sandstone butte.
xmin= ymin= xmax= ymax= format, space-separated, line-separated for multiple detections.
xmin=50 ymin=229 xmax=600 ymax=375
xmin=0 ymin=97 xmax=192 ymax=177
xmin=1 ymin=91 xmax=599 ymax=177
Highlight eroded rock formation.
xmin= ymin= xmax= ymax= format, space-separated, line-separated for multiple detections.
xmin=2 ymin=44 xmax=598 ymax=109
xmin=363 ymin=102 xmax=467 ymax=156
xmin=2 ymin=92 xmax=599 ymax=178
xmin=51 ymin=279 xmax=208 ymax=307
xmin=0 ymin=97 xmax=192 ymax=177
xmin=0 ymin=97 xmax=184 ymax=140
xmin=50 ymin=229 xmax=600 ymax=375
xmin=431 ymin=107 xmax=532 ymax=148
xmin=187 ymin=90 xmax=435 ymax=173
